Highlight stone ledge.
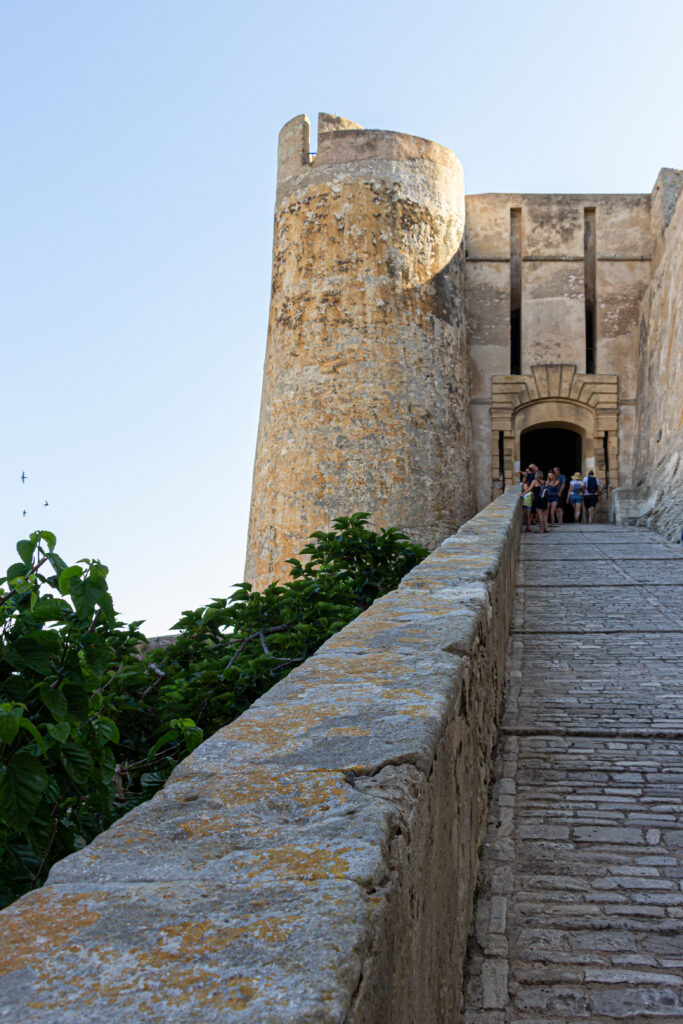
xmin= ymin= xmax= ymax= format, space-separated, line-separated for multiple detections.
xmin=0 ymin=490 xmax=521 ymax=1024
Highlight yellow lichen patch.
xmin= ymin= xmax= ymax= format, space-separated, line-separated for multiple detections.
xmin=240 ymin=844 xmax=352 ymax=882
xmin=0 ymin=891 xmax=101 ymax=974
xmin=18 ymin=910 xmax=295 ymax=1013
xmin=224 ymin=976 xmax=258 ymax=1010
xmin=194 ymin=765 xmax=351 ymax=810
xmin=226 ymin=700 xmax=354 ymax=750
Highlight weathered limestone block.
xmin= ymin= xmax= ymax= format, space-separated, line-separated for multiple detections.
xmin=596 ymin=260 xmax=649 ymax=394
xmin=595 ymin=194 xmax=651 ymax=260
xmin=522 ymin=196 xmax=584 ymax=260
xmin=522 ymin=261 xmax=585 ymax=373
xmin=0 ymin=491 xmax=521 ymax=1024
xmin=245 ymin=114 xmax=473 ymax=589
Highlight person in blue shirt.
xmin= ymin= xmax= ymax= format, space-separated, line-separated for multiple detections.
xmin=554 ymin=466 xmax=567 ymax=524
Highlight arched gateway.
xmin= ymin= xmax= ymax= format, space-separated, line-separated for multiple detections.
xmin=490 ymin=364 xmax=619 ymax=512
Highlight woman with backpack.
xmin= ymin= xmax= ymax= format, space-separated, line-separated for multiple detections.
xmin=568 ymin=472 xmax=584 ymax=521
xmin=583 ymin=469 xmax=601 ymax=523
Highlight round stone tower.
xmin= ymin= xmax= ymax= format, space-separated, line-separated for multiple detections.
xmin=245 ymin=113 xmax=474 ymax=588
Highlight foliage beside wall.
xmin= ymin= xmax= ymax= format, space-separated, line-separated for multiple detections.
xmin=0 ymin=516 xmax=426 ymax=907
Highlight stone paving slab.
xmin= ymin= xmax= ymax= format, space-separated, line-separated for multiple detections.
xmin=519 ymin=559 xmax=683 ymax=586
xmin=504 ymin=634 xmax=683 ymax=735
xmin=512 ymin=585 xmax=683 ymax=633
xmin=463 ymin=525 xmax=683 ymax=1024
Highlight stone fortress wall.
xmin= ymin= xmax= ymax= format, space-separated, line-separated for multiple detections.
xmin=466 ymin=191 xmax=652 ymax=510
xmin=246 ymin=114 xmax=683 ymax=583
xmin=0 ymin=490 xmax=521 ymax=1024
xmin=633 ymin=169 xmax=683 ymax=538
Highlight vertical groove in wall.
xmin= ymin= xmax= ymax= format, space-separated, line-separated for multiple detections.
xmin=509 ymin=208 xmax=522 ymax=374
xmin=498 ymin=430 xmax=506 ymax=490
xmin=584 ymin=207 xmax=596 ymax=373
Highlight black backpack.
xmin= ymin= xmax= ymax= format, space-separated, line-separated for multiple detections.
xmin=586 ymin=475 xmax=598 ymax=493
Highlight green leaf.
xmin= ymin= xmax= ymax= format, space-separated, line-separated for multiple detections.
xmin=30 ymin=597 xmax=71 ymax=623
xmin=58 ymin=565 xmax=83 ymax=596
xmin=0 ymin=704 xmax=25 ymax=746
xmin=16 ymin=540 xmax=35 ymax=564
xmin=0 ymin=751 xmax=48 ymax=830
xmin=18 ymin=718 xmax=47 ymax=755
xmin=39 ymin=684 xmax=68 ymax=721
xmin=13 ymin=638 xmax=53 ymax=676
xmin=38 ymin=531 xmax=56 ymax=552
xmin=99 ymin=748 xmax=116 ymax=785
xmin=46 ymin=721 xmax=70 ymax=744
xmin=6 ymin=562 xmax=28 ymax=581
xmin=95 ymin=591 xmax=116 ymax=628
xmin=69 ymin=579 xmax=102 ymax=620
xmin=148 ymin=728 xmax=179 ymax=759
xmin=58 ymin=743 xmax=94 ymax=786
xmin=92 ymin=717 xmax=119 ymax=747
xmin=48 ymin=552 xmax=68 ymax=576
xmin=61 ymin=683 xmax=89 ymax=720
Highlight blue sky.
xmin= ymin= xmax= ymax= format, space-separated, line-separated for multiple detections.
xmin=2 ymin=0 xmax=682 ymax=634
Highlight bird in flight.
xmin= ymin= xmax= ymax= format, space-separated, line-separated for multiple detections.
xmin=21 ymin=472 xmax=27 ymax=483
xmin=22 ymin=510 xmax=27 ymax=517
xmin=44 ymin=500 xmax=49 ymax=507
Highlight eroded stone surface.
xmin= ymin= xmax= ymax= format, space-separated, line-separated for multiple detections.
xmin=634 ymin=172 xmax=683 ymax=542
xmin=245 ymin=115 xmax=473 ymax=588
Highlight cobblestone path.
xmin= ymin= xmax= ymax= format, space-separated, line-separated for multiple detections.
xmin=462 ymin=524 xmax=683 ymax=1023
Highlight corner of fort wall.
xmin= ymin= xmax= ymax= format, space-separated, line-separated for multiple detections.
xmin=632 ymin=171 xmax=683 ymax=539
xmin=0 ymin=489 xmax=521 ymax=1024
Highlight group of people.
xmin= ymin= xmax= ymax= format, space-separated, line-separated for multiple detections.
xmin=520 ymin=463 xmax=602 ymax=532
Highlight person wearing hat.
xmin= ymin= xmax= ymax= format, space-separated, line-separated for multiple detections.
xmin=568 ymin=472 xmax=584 ymax=521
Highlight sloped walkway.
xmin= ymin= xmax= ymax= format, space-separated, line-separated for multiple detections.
xmin=463 ymin=524 xmax=683 ymax=1023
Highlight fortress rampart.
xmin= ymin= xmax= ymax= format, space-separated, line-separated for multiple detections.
xmin=0 ymin=490 xmax=520 ymax=1023
xmin=245 ymin=114 xmax=474 ymax=589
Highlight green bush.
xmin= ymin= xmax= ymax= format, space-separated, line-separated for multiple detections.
xmin=0 ymin=515 xmax=426 ymax=907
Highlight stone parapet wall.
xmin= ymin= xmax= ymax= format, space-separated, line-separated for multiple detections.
xmin=0 ymin=490 xmax=520 ymax=1024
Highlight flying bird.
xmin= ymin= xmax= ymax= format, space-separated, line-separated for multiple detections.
xmin=44 ymin=500 xmax=49 ymax=507
xmin=22 ymin=510 xmax=27 ymax=517
xmin=21 ymin=472 xmax=27 ymax=483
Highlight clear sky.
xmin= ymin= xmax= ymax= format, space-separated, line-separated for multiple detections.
xmin=2 ymin=0 xmax=682 ymax=635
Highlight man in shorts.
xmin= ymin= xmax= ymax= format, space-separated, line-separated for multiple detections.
xmin=583 ymin=469 xmax=601 ymax=523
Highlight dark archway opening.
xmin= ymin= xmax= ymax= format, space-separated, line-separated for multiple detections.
xmin=521 ymin=427 xmax=583 ymax=523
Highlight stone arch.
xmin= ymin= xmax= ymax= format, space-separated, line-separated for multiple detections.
xmin=514 ymin=399 xmax=594 ymax=461
xmin=490 ymin=364 xmax=619 ymax=498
